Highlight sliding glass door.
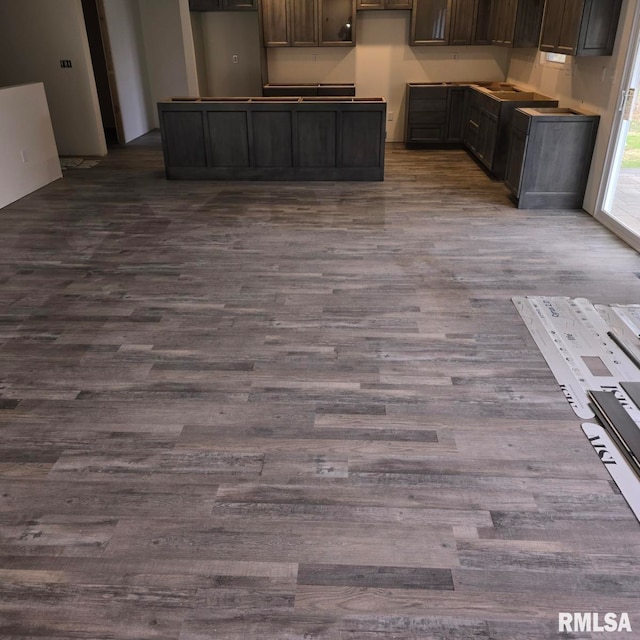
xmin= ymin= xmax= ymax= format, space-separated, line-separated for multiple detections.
xmin=596 ymin=6 xmax=640 ymax=251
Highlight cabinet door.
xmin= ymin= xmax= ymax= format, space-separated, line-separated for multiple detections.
xmin=472 ymin=0 xmax=492 ymax=43
xmin=577 ymin=0 xmax=622 ymax=56
xmin=478 ymin=109 xmax=498 ymax=167
xmin=556 ymin=0 xmax=583 ymax=53
xmin=504 ymin=127 xmax=528 ymax=195
xmin=512 ymin=0 xmax=545 ymax=47
xmin=446 ymin=87 xmax=468 ymax=141
xmin=386 ymin=0 xmax=413 ymax=7
xmin=449 ymin=0 xmax=475 ymax=45
xmin=411 ymin=0 xmax=452 ymax=45
xmin=261 ymin=0 xmax=289 ymax=45
xmin=189 ymin=0 xmax=224 ymax=10
xmin=319 ymin=0 xmax=356 ymax=45
xmin=357 ymin=0 xmax=384 ymax=8
xmin=225 ymin=0 xmax=257 ymax=8
xmin=291 ymin=0 xmax=318 ymax=45
xmin=489 ymin=0 xmax=506 ymax=43
xmin=501 ymin=0 xmax=517 ymax=45
xmin=539 ymin=0 xmax=566 ymax=50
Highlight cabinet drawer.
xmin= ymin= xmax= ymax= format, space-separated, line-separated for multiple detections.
xmin=408 ymin=125 xmax=445 ymax=142
xmin=408 ymin=86 xmax=448 ymax=100
xmin=408 ymin=109 xmax=447 ymax=125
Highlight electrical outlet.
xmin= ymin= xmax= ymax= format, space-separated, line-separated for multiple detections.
xmin=232 ymin=54 xmax=239 ymax=64
xmin=312 ymin=54 xmax=319 ymax=62
xmin=452 ymin=52 xmax=458 ymax=61
xmin=60 ymin=59 xmax=72 ymax=68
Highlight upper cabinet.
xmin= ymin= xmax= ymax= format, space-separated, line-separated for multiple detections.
xmin=490 ymin=0 xmax=544 ymax=47
xmin=539 ymin=0 xmax=622 ymax=56
xmin=357 ymin=0 xmax=412 ymax=9
xmin=189 ymin=0 xmax=257 ymax=10
xmin=410 ymin=0 xmax=493 ymax=46
xmin=411 ymin=0 xmax=451 ymax=45
xmin=261 ymin=0 xmax=356 ymax=46
xmin=320 ymin=0 xmax=356 ymax=45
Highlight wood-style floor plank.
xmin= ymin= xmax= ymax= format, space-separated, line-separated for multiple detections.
xmin=1 ymin=135 xmax=640 ymax=638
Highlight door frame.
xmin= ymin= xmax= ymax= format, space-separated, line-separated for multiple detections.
xmin=594 ymin=2 xmax=640 ymax=252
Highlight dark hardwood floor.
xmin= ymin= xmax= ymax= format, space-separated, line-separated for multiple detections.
xmin=1 ymin=133 xmax=639 ymax=639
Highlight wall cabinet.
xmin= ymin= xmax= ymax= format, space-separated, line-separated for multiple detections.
xmin=189 ymin=0 xmax=257 ymax=10
xmin=539 ymin=0 xmax=622 ymax=57
xmin=357 ymin=0 xmax=412 ymax=9
xmin=490 ymin=0 xmax=544 ymax=47
xmin=505 ymin=107 xmax=600 ymax=208
xmin=261 ymin=0 xmax=355 ymax=46
xmin=410 ymin=0 xmax=494 ymax=46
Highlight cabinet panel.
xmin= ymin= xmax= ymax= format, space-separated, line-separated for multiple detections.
xmin=408 ymin=125 xmax=446 ymax=142
xmin=226 ymin=0 xmax=257 ymax=7
xmin=579 ymin=0 xmax=622 ymax=56
xmin=512 ymin=0 xmax=544 ymax=47
xmin=207 ymin=112 xmax=250 ymax=167
xmin=189 ymin=0 xmax=223 ymax=10
xmin=504 ymin=127 xmax=527 ymax=195
xmin=386 ymin=0 xmax=413 ymax=7
xmin=557 ymin=0 xmax=583 ymax=53
xmin=357 ymin=0 xmax=384 ymax=7
xmin=539 ymin=0 xmax=565 ymax=50
xmin=473 ymin=0 xmax=492 ymax=43
xmin=342 ymin=111 xmax=384 ymax=166
xmin=297 ymin=111 xmax=337 ymax=167
xmin=252 ymin=112 xmax=293 ymax=167
xmin=446 ymin=87 xmax=467 ymax=141
xmin=291 ymin=0 xmax=318 ymax=45
xmin=161 ymin=112 xmax=207 ymax=167
xmin=189 ymin=0 xmax=257 ymax=9
xmin=319 ymin=0 xmax=355 ymax=45
xmin=261 ymin=0 xmax=289 ymax=45
xmin=449 ymin=0 xmax=475 ymax=44
xmin=411 ymin=0 xmax=451 ymax=45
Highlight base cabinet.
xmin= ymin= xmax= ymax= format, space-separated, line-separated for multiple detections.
xmin=505 ymin=107 xmax=600 ymax=208
xmin=189 ymin=0 xmax=257 ymax=10
xmin=158 ymin=97 xmax=386 ymax=181
xmin=463 ymin=86 xmax=557 ymax=179
xmin=405 ymin=83 xmax=468 ymax=145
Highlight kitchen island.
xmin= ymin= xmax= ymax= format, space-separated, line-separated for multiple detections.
xmin=158 ymin=96 xmax=387 ymax=181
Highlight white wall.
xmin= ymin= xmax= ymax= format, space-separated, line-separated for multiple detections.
xmin=506 ymin=1 xmax=631 ymax=214
xmin=103 ymin=0 xmax=154 ymax=142
xmin=0 ymin=83 xmax=62 ymax=210
xmin=0 ymin=0 xmax=106 ymax=156
xmin=268 ymin=11 xmax=510 ymax=141
xmin=138 ymin=0 xmax=199 ymax=127
xmin=198 ymin=12 xmax=263 ymax=97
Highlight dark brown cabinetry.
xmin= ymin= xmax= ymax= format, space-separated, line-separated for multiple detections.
xmin=189 ymin=0 xmax=257 ymax=10
xmin=263 ymin=83 xmax=356 ymax=96
xmin=158 ymin=96 xmax=386 ymax=180
xmin=539 ymin=0 xmax=622 ymax=56
xmin=405 ymin=83 xmax=468 ymax=144
xmin=410 ymin=0 xmax=494 ymax=45
xmin=463 ymin=86 xmax=558 ymax=179
xmin=490 ymin=0 xmax=544 ymax=47
xmin=261 ymin=0 xmax=355 ymax=46
xmin=505 ymin=107 xmax=600 ymax=208
xmin=357 ymin=0 xmax=412 ymax=9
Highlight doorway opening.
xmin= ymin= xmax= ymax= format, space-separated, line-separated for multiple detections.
xmin=81 ymin=0 xmax=125 ymax=146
